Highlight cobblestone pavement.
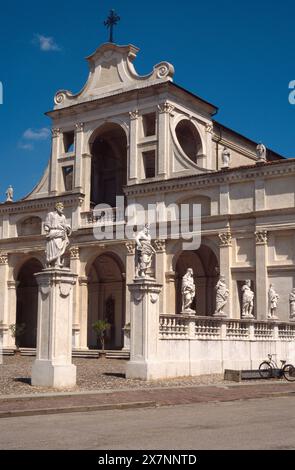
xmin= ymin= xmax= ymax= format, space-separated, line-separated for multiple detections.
xmin=0 ymin=355 xmax=225 ymax=396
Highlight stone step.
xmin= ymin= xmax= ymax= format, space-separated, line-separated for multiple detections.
xmin=105 ymin=350 xmax=130 ymax=360
xmin=2 ymin=349 xmax=16 ymax=356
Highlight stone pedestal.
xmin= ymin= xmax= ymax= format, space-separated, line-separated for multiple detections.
xmin=32 ymin=268 xmax=78 ymax=388
xmin=126 ymin=277 xmax=162 ymax=380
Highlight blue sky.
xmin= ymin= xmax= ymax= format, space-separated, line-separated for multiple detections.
xmin=0 ymin=0 xmax=295 ymax=200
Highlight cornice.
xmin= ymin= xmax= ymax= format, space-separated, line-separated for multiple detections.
xmin=124 ymin=159 xmax=295 ymax=197
xmin=0 ymin=192 xmax=85 ymax=215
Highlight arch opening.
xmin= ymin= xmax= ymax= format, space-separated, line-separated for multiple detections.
xmin=87 ymin=253 xmax=125 ymax=350
xmin=90 ymin=123 xmax=127 ymax=208
xmin=16 ymin=258 xmax=43 ymax=348
xmin=175 ymin=245 xmax=219 ymax=316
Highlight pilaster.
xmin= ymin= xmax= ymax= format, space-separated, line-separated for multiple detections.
xmin=129 ymin=110 xmax=139 ymax=181
xmin=157 ymin=102 xmax=174 ymax=177
xmin=255 ymin=230 xmax=268 ymax=320
xmin=218 ymin=231 xmax=232 ymax=318
xmin=74 ymin=123 xmax=84 ymax=190
xmin=49 ymin=128 xmax=61 ymax=194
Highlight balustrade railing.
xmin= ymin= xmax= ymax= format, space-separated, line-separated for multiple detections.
xmin=159 ymin=315 xmax=295 ymax=341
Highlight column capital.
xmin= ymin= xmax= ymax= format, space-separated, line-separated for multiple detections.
xmin=75 ymin=122 xmax=84 ymax=133
xmin=125 ymin=241 xmax=136 ymax=255
xmin=165 ymin=271 xmax=176 ymax=283
xmin=51 ymin=128 xmax=61 ymax=138
xmin=255 ymin=230 xmax=268 ymax=245
xmin=218 ymin=231 xmax=232 ymax=247
xmin=129 ymin=110 xmax=139 ymax=120
xmin=157 ymin=102 xmax=175 ymax=114
xmin=153 ymin=239 xmax=166 ymax=253
xmin=69 ymin=246 xmax=80 ymax=260
xmin=0 ymin=252 xmax=9 ymax=265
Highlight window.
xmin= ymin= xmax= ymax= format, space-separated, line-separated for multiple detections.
xmin=143 ymin=150 xmax=156 ymax=179
xmin=62 ymin=166 xmax=74 ymax=191
xmin=63 ymin=131 xmax=75 ymax=153
xmin=175 ymin=120 xmax=202 ymax=164
xmin=142 ymin=113 xmax=156 ymax=137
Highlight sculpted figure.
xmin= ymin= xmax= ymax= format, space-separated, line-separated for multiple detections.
xmin=222 ymin=147 xmax=231 ymax=168
xmin=256 ymin=143 xmax=267 ymax=162
xmin=241 ymin=280 xmax=255 ymax=319
xmin=214 ymin=275 xmax=229 ymax=317
xmin=289 ymin=288 xmax=295 ymax=321
xmin=44 ymin=202 xmax=71 ymax=268
xmin=6 ymin=185 xmax=13 ymax=202
xmin=181 ymin=268 xmax=196 ymax=314
xmin=135 ymin=224 xmax=156 ymax=278
xmin=268 ymin=284 xmax=279 ymax=320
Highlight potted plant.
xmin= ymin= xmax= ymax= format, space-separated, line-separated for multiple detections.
xmin=92 ymin=320 xmax=111 ymax=356
xmin=9 ymin=323 xmax=26 ymax=352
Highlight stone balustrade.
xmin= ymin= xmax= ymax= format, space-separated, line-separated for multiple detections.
xmin=159 ymin=315 xmax=295 ymax=341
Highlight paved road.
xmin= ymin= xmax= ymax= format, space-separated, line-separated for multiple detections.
xmin=0 ymin=396 xmax=294 ymax=450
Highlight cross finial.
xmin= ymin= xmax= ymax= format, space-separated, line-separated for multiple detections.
xmin=104 ymin=9 xmax=120 ymax=43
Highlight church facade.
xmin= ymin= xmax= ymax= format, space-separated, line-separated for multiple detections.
xmin=1 ymin=42 xmax=295 ymax=371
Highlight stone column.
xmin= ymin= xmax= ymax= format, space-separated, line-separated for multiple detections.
xmin=69 ymin=246 xmax=80 ymax=349
xmin=154 ymin=240 xmax=166 ymax=313
xmin=205 ymin=123 xmax=214 ymax=170
xmin=126 ymin=278 xmax=162 ymax=380
xmin=218 ymin=231 xmax=232 ymax=318
xmin=129 ymin=111 xmax=139 ymax=181
xmin=81 ymin=153 xmax=92 ymax=211
xmin=157 ymin=103 xmax=174 ymax=177
xmin=32 ymin=268 xmax=78 ymax=388
xmin=49 ymin=128 xmax=61 ymax=194
xmin=124 ymin=242 xmax=136 ymax=350
xmin=78 ymin=276 xmax=89 ymax=350
xmin=165 ymin=271 xmax=177 ymax=314
xmin=7 ymin=280 xmax=19 ymax=348
xmin=0 ymin=253 xmax=10 ymax=348
xmin=74 ymin=123 xmax=84 ymax=191
xmin=255 ymin=230 xmax=268 ymax=320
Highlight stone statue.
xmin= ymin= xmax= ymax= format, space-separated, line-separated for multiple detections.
xmin=5 ymin=185 xmax=13 ymax=202
xmin=241 ymin=280 xmax=255 ymax=319
xmin=214 ymin=275 xmax=229 ymax=317
xmin=135 ymin=224 xmax=156 ymax=278
xmin=181 ymin=268 xmax=196 ymax=314
xmin=44 ymin=202 xmax=71 ymax=268
xmin=268 ymin=284 xmax=279 ymax=320
xmin=256 ymin=143 xmax=267 ymax=162
xmin=289 ymin=289 xmax=295 ymax=321
xmin=222 ymin=147 xmax=231 ymax=168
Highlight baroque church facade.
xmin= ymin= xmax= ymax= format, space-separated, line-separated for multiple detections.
xmin=1 ymin=42 xmax=295 ymax=365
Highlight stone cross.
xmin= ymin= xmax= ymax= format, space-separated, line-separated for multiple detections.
xmin=104 ymin=9 xmax=120 ymax=43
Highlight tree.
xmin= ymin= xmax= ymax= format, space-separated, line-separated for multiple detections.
xmin=92 ymin=320 xmax=111 ymax=352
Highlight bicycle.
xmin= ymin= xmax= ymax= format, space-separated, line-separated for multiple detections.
xmin=259 ymin=354 xmax=295 ymax=381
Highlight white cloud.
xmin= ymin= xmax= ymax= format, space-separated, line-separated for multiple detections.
xmin=18 ymin=142 xmax=34 ymax=151
xmin=34 ymin=34 xmax=61 ymax=52
xmin=23 ymin=128 xmax=50 ymax=141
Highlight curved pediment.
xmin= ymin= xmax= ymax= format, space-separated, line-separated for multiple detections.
xmin=54 ymin=43 xmax=175 ymax=109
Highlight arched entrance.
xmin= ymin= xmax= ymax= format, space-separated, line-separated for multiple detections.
xmin=90 ymin=123 xmax=127 ymax=207
xmin=175 ymin=245 xmax=219 ymax=316
xmin=87 ymin=253 xmax=125 ymax=350
xmin=16 ymin=258 xmax=43 ymax=348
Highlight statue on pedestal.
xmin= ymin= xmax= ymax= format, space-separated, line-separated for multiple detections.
xmin=222 ymin=147 xmax=231 ymax=169
xmin=135 ymin=224 xmax=156 ymax=278
xmin=267 ymin=284 xmax=279 ymax=320
xmin=181 ymin=268 xmax=196 ymax=314
xmin=256 ymin=143 xmax=267 ymax=162
xmin=241 ymin=280 xmax=255 ymax=319
xmin=214 ymin=275 xmax=229 ymax=317
xmin=44 ymin=202 xmax=71 ymax=268
xmin=5 ymin=185 xmax=13 ymax=202
xmin=289 ymin=289 xmax=295 ymax=321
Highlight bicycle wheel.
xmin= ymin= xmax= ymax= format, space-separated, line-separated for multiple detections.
xmin=259 ymin=361 xmax=273 ymax=379
xmin=282 ymin=364 xmax=295 ymax=382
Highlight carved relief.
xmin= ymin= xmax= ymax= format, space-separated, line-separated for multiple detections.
xmin=205 ymin=123 xmax=214 ymax=134
xmin=218 ymin=232 xmax=232 ymax=246
xmin=69 ymin=246 xmax=80 ymax=260
xmin=75 ymin=122 xmax=84 ymax=132
xmin=153 ymin=239 xmax=166 ymax=253
xmin=0 ymin=253 xmax=8 ymax=265
xmin=255 ymin=230 xmax=268 ymax=245
xmin=51 ymin=128 xmax=61 ymax=138
xmin=129 ymin=110 xmax=139 ymax=120
xmin=125 ymin=241 xmax=136 ymax=255
xmin=158 ymin=102 xmax=175 ymax=114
